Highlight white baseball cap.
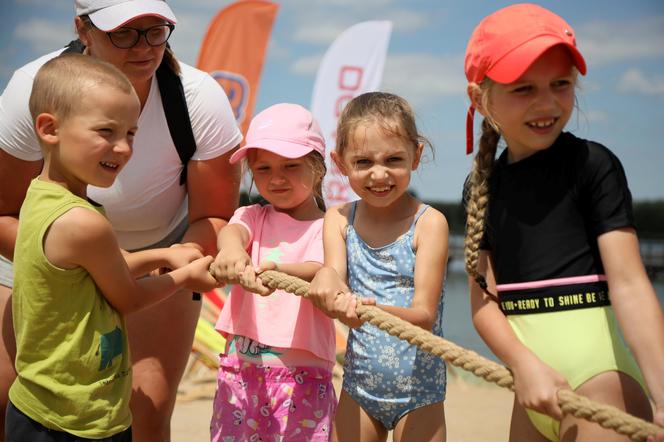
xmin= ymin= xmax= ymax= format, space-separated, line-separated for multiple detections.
xmin=75 ymin=0 xmax=177 ymax=31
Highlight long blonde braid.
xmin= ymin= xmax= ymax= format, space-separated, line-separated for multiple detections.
xmin=464 ymin=118 xmax=500 ymax=297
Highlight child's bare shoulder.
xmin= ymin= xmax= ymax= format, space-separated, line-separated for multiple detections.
xmin=325 ymin=202 xmax=351 ymax=220
xmin=48 ymin=206 xmax=114 ymax=244
xmin=44 ymin=207 xmax=116 ymax=269
xmin=415 ymin=206 xmax=449 ymax=239
xmin=421 ymin=205 xmax=448 ymax=226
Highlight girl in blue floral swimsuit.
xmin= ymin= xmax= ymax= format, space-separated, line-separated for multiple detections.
xmin=310 ymin=92 xmax=449 ymax=442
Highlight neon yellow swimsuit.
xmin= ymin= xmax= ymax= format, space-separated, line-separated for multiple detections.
xmin=499 ymin=277 xmax=645 ymax=441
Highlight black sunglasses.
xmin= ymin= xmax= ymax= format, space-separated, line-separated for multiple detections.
xmin=101 ymin=23 xmax=175 ymax=49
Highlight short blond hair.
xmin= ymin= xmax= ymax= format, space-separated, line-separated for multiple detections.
xmin=29 ymin=53 xmax=135 ymax=122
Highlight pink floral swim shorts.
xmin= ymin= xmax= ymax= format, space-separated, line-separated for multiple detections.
xmin=211 ymin=356 xmax=337 ymax=442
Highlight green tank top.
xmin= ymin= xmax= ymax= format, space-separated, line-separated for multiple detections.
xmin=10 ymin=179 xmax=131 ymax=437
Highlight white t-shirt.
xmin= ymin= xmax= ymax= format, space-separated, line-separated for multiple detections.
xmin=0 ymin=49 xmax=243 ymax=250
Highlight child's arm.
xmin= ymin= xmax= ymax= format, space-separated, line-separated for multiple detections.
xmin=598 ymin=228 xmax=664 ymax=427
xmin=309 ymin=206 xmax=359 ymax=323
xmin=122 ymin=246 xmax=205 ymax=278
xmin=376 ymin=208 xmax=448 ymax=330
xmin=257 ymin=261 xmax=322 ymax=283
xmin=44 ymin=207 xmax=219 ymax=315
xmin=470 ymin=249 xmax=570 ymax=420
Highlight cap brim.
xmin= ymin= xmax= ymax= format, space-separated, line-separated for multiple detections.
xmin=89 ymin=0 xmax=177 ymax=31
xmin=229 ymin=140 xmax=316 ymax=165
xmin=486 ymin=37 xmax=586 ymax=84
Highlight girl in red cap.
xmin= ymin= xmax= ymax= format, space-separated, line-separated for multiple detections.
xmin=463 ymin=3 xmax=664 ymax=442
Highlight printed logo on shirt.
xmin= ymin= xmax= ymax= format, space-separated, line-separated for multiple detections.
xmin=98 ymin=326 xmax=124 ymax=370
xmin=210 ymin=70 xmax=249 ymax=126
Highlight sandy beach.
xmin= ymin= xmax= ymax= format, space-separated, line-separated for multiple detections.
xmin=171 ymin=365 xmax=513 ymax=441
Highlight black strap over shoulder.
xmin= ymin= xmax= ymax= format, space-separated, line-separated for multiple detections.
xmin=156 ymin=61 xmax=196 ymax=185
xmin=63 ymin=39 xmax=86 ymax=54
xmin=62 ymin=40 xmax=196 ymax=185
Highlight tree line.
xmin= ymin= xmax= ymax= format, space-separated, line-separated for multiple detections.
xmin=428 ymin=200 xmax=664 ymax=239
xmin=240 ymin=192 xmax=664 ymax=239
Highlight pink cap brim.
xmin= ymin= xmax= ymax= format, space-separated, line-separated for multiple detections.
xmin=486 ymin=38 xmax=586 ymax=84
xmin=229 ymin=140 xmax=316 ymax=165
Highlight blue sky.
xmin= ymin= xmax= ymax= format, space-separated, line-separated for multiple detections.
xmin=2 ymin=0 xmax=663 ymax=202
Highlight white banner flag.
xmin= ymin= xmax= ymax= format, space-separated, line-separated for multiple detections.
xmin=311 ymin=20 xmax=392 ymax=207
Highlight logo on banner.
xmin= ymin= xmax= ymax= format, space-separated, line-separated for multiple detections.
xmin=323 ymin=65 xmax=365 ymax=205
xmin=211 ymin=70 xmax=250 ymax=125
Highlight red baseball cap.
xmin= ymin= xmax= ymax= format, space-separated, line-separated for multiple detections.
xmin=464 ymin=3 xmax=587 ymax=154
xmin=230 ymin=103 xmax=325 ymax=164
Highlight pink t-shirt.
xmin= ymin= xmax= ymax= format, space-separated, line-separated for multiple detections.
xmin=215 ymin=204 xmax=335 ymax=364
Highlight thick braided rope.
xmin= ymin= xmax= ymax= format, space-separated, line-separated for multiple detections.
xmin=258 ymin=269 xmax=664 ymax=442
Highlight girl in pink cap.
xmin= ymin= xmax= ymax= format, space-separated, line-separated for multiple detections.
xmin=208 ymin=103 xmax=337 ymax=441
xmin=463 ymin=3 xmax=664 ymax=442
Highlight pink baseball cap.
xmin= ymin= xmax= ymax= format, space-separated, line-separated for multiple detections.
xmin=75 ymin=0 xmax=177 ymax=32
xmin=464 ymin=3 xmax=587 ymax=154
xmin=230 ymin=103 xmax=326 ymax=165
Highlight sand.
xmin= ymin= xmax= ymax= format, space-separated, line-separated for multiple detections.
xmin=171 ymin=365 xmax=514 ymax=441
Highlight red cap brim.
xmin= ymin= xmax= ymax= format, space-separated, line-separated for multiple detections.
xmin=486 ymin=38 xmax=586 ymax=84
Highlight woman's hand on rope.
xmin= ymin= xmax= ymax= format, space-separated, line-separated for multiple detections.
xmin=512 ymin=352 xmax=571 ymax=420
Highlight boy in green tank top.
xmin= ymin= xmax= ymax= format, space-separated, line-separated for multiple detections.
xmin=6 ymin=53 xmax=220 ymax=441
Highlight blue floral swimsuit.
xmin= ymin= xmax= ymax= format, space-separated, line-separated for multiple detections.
xmin=342 ymin=202 xmax=446 ymax=430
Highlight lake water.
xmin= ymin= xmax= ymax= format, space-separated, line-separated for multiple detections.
xmin=441 ymin=269 xmax=664 ymax=363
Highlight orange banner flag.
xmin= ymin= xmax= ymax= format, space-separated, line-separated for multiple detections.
xmin=197 ymin=0 xmax=279 ymax=136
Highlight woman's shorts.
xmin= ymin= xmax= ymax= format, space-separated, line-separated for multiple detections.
xmin=0 ymin=255 xmax=13 ymax=288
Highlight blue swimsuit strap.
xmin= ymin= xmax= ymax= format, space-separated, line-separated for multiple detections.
xmin=348 ymin=200 xmax=359 ymax=225
xmin=410 ymin=204 xmax=429 ymax=234
xmin=349 ymin=201 xmax=429 ymax=232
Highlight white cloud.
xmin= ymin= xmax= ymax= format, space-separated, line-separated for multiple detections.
xmin=578 ymin=16 xmax=664 ymax=66
xmin=265 ymin=39 xmax=291 ymax=61
xmin=618 ymin=69 xmax=664 ymax=96
xmin=170 ymin=0 xmax=234 ymax=8
xmin=289 ymin=52 xmax=465 ymax=105
xmin=288 ymin=0 xmax=427 ymax=45
xmin=287 ymin=0 xmax=394 ymax=10
xmin=583 ymin=109 xmax=609 ymax=124
xmin=13 ymin=18 xmax=74 ymax=53
xmin=291 ymin=53 xmax=324 ymax=75
xmin=578 ymin=77 xmax=601 ymax=93
xmin=292 ymin=22 xmax=348 ymax=45
xmin=17 ymin=0 xmax=68 ymax=8
xmin=378 ymin=9 xmax=430 ymax=33
xmin=167 ymin=11 xmax=210 ymax=65
xmin=381 ymin=53 xmax=466 ymax=108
